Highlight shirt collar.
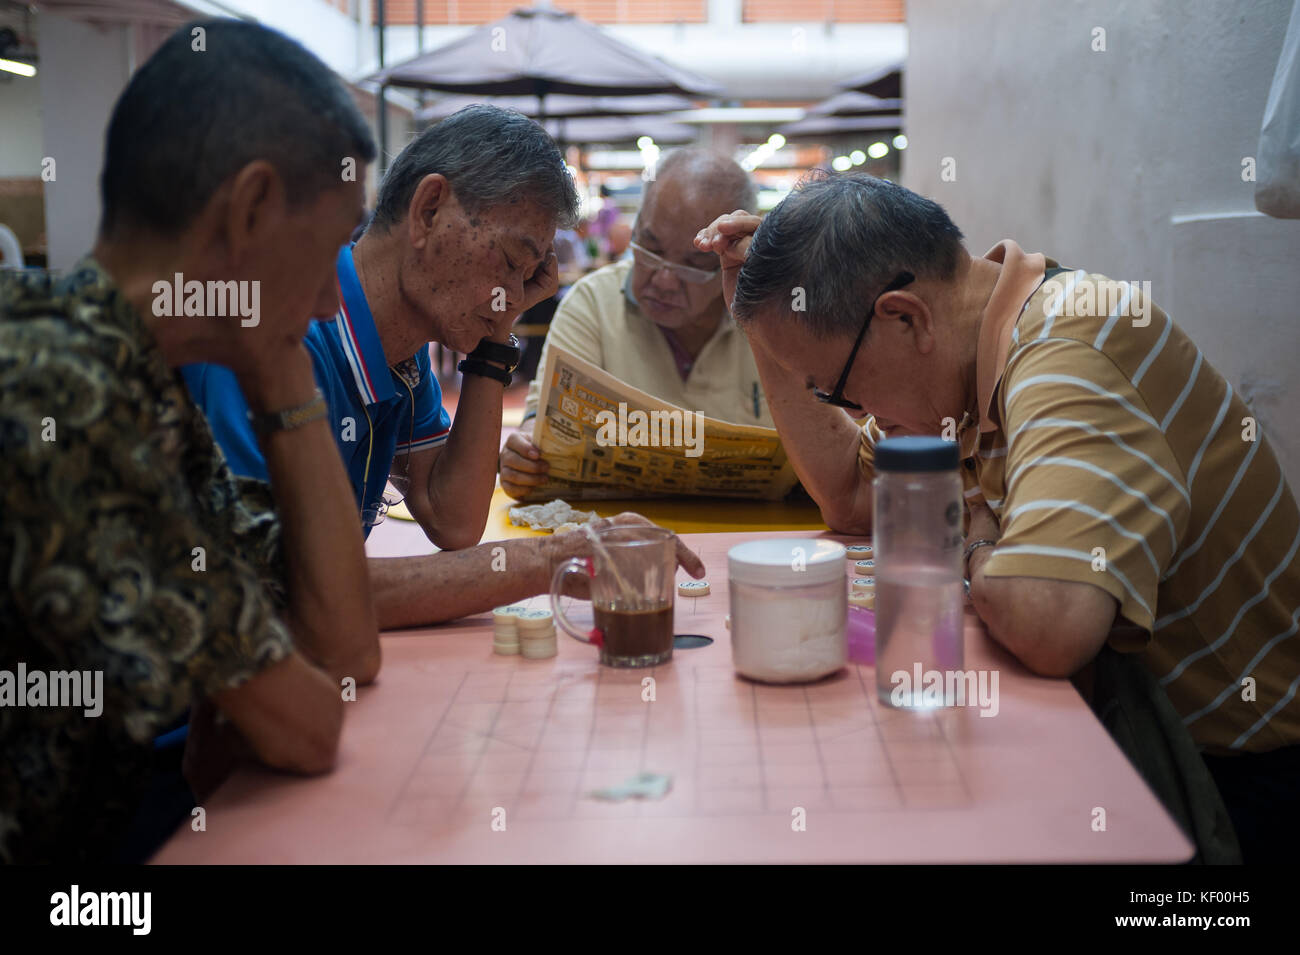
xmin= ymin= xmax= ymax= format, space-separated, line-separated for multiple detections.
xmin=975 ymin=239 xmax=1047 ymax=433
xmin=334 ymin=243 xmax=395 ymax=405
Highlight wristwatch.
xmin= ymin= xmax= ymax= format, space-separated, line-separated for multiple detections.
xmin=248 ymin=388 xmax=327 ymax=436
xmin=459 ymin=334 xmax=521 ymax=386
xmin=962 ymin=538 xmax=997 ymax=598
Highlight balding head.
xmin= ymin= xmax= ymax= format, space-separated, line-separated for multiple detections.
xmin=643 ymin=149 xmax=758 ymax=218
xmin=631 ymin=149 xmax=756 ymax=331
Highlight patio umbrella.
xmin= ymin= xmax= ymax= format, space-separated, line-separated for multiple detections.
xmin=415 ymin=92 xmax=695 ymax=124
xmin=368 ymin=8 xmax=722 ymax=97
xmin=805 ymin=91 xmax=903 ymax=117
xmin=541 ymin=114 xmax=696 ymax=145
xmin=776 ymin=113 xmax=902 ymax=140
xmin=367 ymin=7 xmax=722 ymax=153
xmin=836 ymin=61 xmax=903 ymax=99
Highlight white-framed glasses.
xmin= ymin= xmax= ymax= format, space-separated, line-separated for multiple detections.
xmin=629 ymin=241 xmax=721 ymax=285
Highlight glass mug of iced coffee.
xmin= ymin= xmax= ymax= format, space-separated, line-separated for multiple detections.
xmin=550 ymin=524 xmax=676 ymax=667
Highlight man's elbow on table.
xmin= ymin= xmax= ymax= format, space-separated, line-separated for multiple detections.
xmin=290 ymin=618 xmax=383 ymax=687
xmin=424 ymin=519 xmax=484 ymax=553
xmin=256 ymin=710 xmax=343 ymax=775
xmin=216 ymin=656 xmax=347 ymax=776
xmin=821 ymin=505 xmax=872 ymax=537
xmin=817 ymin=486 xmax=874 ymax=538
xmin=347 ymin=645 xmax=383 ymax=687
xmin=972 ymin=574 xmax=1117 ymax=678
xmin=403 ymin=488 xmax=482 ymax=552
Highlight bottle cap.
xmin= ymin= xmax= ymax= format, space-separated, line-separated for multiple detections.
xmin=875 ymin=436 xmax=960 ymax=473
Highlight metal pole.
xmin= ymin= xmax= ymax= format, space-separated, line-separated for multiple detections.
xmin=378 ymin=83 xmax=389 ymax=176
xmin=376 ymin=0 xmax=387 ymax=175
xmin=416 ymin=0 xmax=425 ymax=108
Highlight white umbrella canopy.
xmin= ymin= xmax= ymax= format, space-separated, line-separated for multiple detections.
xmin=776 ymin=113 xmax=902 ymax=139
xmin=368 ymin=8 xmax=723 ymax=100
xmin=806 ymin=91 xmax=903 ymax=117
xmin=541 ymin=114 xmax=696 ymax=145
xmin=415 ymin=92 xmax=695 ymax=123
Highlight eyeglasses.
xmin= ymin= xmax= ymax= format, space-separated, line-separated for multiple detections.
xmin=362 ymin=477 xmax=409 ymax=528
xmin=811 ymin=271 xmax=915 ymax=411
xmin=361 ymin=372 xmax=416 ymax=528
xmin=629 ymin=241 xmax=720 ymax=285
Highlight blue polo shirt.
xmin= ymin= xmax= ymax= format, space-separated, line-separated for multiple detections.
xmin=182 ymin=244 xmax=451 ymax=537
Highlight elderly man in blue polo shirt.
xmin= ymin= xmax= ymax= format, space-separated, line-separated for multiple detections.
xmin=187 ymin=105 xmax=705 ymax=628
xmin=186 ymin=105 xmax=561 ymax=547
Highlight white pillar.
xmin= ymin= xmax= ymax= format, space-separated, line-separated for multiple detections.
xmin=38 ymin=12 xmax=133 ymax=270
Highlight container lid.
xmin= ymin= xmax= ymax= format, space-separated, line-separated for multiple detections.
xmin=875 ymin=435 xmax=960 ymax=473
xmin=728 ymin=538 xmax=846 ymax=586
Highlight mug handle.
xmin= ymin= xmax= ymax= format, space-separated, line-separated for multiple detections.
xmin=550 ymin=557 xmax=604 ymax=647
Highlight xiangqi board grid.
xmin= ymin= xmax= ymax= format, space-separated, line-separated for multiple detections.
xmin=153 ymin=531 xmax=1195 ymax=862
xmin=384 ymin=536 xmax=972 ymax=830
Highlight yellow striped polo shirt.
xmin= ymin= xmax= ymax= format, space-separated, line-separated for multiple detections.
xmin=859 ymin=240 xmax=1300 ymax=756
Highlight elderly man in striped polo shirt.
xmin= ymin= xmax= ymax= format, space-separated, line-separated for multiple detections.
xmin=697 ymin=172 xmax=1300 ymax=863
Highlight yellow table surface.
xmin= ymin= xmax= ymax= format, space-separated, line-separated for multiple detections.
xmin=389 ymin=485 xmax=828 ymax=539
xmin=485 ymin=486 xmax=827 ymax=538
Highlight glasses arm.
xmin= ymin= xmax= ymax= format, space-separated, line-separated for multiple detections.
xmin=816 ymin=271 xmax=915 ymax=409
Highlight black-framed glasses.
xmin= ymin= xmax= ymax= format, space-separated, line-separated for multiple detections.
xmin=811 ymin=271 xmax=914 ymax=410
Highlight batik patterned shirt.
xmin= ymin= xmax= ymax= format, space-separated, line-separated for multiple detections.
xmin=0 ymin=258 xmax=294 ymax=863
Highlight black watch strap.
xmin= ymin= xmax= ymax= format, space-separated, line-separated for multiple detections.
xmin=467 ymin=334 xmax=521 ymax=373
xmin=458 ymin=357 xmax=512 ymax=386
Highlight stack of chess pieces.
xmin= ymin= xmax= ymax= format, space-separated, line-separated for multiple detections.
xmin=846 ymin=544 xmax=875 ymax=609
xmin=492 ymin=606 xmax=557 ymax=658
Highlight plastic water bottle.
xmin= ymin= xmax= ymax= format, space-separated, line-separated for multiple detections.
xmin=872 ymin=436 xmax=965 ymax=708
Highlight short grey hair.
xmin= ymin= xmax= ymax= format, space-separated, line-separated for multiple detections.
xmin=370 ymin=104 xmax=580 ymax=231
xmin=732 ymin=172 xmax=965 ymax=338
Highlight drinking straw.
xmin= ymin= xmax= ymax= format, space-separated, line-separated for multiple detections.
xmin=582 ymin=523 xmax=642 ymax=608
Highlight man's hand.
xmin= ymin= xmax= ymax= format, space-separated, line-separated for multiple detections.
xmin=520 ymin=247 xmax=559 ymax=312
xmin=695 ymin=211 xmax=762 ymax=312
xmin=233 ymin=341 xmax=319 ymax=415
xmin=549 ymin=512 xmax=707 ymax=581
xmin=499 ymin=430 xmax=549 ymax=500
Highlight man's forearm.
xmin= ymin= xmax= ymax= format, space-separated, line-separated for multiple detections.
xmin=751 ymin=341 xmax=873 ymax=533
xmin=247 ymin=360 xmax=380 ymax=684
xmin=368 ymin=537 xmax=562 ymax=630
xmin=426 ymin=372 xmax=504 ymax=550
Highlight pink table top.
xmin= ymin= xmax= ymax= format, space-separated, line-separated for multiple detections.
xmin=154 ymin=529 xmax=1193 ymax=864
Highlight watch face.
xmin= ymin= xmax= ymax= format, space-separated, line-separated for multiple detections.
xmin=501 ymin=334 xmax=522 ymax=372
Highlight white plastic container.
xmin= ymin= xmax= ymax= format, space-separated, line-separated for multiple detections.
xmin=727 ymin=538 xmax=848 ymax=683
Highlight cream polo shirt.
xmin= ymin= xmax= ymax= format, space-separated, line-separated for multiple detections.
xmin=523 ymin=259 xmax=773 ymax=428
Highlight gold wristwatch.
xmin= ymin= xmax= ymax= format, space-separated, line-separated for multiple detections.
xmin=248 ymin=388 xmax=328 ymax=436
